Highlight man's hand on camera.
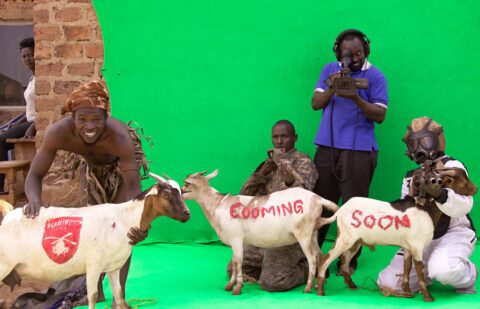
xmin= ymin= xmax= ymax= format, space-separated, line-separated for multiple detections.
xmin=335 ymin=88 xmax=358 ymax=99
xmin=23 ymin=200 xmax=42 ymax=218
xmin=328 ymin=72 xmax=341 ymax=86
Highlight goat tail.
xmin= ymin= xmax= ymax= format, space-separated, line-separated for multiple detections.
xmin=0 ymin=199 xmax=14 ymax=217
xmin=313 ymin=197 xmax=339 ymax=229
xmin=321 ymin=198 xmax=339 ymax=213
xmin=315 ymin=211 xmax=338 ymax=230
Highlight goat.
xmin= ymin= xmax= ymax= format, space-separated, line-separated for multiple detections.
xmin=316 ymin=164 xmax=477 ymax=302
xmin=316 ymin=196 xmax=435 ymax=301
xmin=0 ymin=173 xmax=190 ymax=309
xmin=182 ymin=170 xmax=338 ymax=295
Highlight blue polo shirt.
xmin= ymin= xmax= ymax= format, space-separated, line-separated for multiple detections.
xmin=313 ymin=60 xmax=388 ymax=151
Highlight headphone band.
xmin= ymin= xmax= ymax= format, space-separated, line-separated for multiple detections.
xmin=333 ymin=29 xmax=370 ymax=61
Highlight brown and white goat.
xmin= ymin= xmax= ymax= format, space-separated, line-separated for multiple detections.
xmin=182 ymin=170 xmax=338 ymax=295
xmin=316 ymin=165 xmax=477 ymax=302
xmin=0 ymin=173 xmax=190 ymax=309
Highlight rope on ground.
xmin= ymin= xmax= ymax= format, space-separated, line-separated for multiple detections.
xmin=127 ymin=298 xmax=157 ymax=308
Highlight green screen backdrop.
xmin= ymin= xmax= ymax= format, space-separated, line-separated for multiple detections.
xmin=91 ymin=0 xmax=480 ymax=243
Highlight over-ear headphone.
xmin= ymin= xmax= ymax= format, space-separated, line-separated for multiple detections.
xmin=332 ymin=29 xmax=370 ymax=61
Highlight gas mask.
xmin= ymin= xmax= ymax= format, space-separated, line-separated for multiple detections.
xmin=403 ymin=118 xmax=445 ymax=164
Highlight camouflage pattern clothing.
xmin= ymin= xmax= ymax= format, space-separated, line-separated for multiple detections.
xmin=240 ymin=148 xmax=318 ymax=196
xmin=227 ymin=148 xmax=318 ymax=291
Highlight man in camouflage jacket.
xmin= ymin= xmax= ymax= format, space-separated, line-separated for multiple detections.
xmin=227 ymin=120 xmax=318 ymax=291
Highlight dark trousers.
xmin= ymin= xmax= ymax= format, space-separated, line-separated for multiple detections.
xmin=313 ymin=146 xmax=378 ymax=264
xmin=0 ymin=121 xmax=32 ymax=190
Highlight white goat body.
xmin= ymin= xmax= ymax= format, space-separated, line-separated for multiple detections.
xmin=214 ymin=188 xmax=334 ymax=248
xmin=1 ymin=202 xmax=143 ymax=282
xmin=0 ymin=176 xmax=190 ymax=309
xmin=317 ymin=196 xmax=434 ymax=301
xmin=182 ymin=170 xmax=338 ymax=295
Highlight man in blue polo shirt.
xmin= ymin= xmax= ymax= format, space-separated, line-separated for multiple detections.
xmin=311 ymin=29 xmax=388 ymax=272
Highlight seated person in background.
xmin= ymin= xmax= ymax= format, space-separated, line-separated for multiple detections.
xmin=377 ymin=117 xmax=477 ymax=296
xmin=227 ymin=120 xmax=318 ymax=291
xmin=0 ymin=37 xmax=36 ymax=194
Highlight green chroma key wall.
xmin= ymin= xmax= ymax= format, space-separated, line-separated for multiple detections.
xmin=92 ymin=0 xmax=480 ymax=243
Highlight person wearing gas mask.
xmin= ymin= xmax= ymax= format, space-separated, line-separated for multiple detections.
xmin=377 ymin=117 xmax=477 ymax=296
xmin=311 ymin=29 xmax=388 ymax=273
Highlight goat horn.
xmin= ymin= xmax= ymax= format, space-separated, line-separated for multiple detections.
xmin=204 ymin=169 xmax=219 ymax=181
xmin=149 ymin=172 xmax=167 ymax=183
xmin=198 ymin=170 xmax=208 ymax=176
xmin=162 ymin=173 xmax=172 ymax=180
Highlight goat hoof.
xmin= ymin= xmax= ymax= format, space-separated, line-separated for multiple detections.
xmin=112 ymin=300 xmax=132 ymax=309
xmin=225 ymin=282 xmax=234 ymax=291
xmin=423 ymin=295 xmax=434 ymax=302
xmin=232 ymin=285 xmax=242 ymax=295
xmin=348 ymin=285 xmax=358 ymax=290
xmin=303 ymin=287 xmax=312 ymax=293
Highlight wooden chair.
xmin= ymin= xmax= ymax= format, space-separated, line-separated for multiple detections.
xmin=6 ymin=137 xmax=36 ymax=161
xmin=0 ymin=160 xmax=30 ymax=205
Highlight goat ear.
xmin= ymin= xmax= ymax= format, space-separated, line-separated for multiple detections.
xmin=149 ymin=172 xmax=166 ymax=183
xmin=204 ymin=169 xmax=219 ymax=181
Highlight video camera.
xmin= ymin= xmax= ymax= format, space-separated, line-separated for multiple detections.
xmin=328 ymin=50 xmax=369 ymax=96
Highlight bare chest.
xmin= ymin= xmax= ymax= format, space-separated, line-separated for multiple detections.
xmin=62 ymin=139 xmax=119 ymax=165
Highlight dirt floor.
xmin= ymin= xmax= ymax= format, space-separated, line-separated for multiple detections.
xmin=0 ymin=278 xmax=50 ymax=308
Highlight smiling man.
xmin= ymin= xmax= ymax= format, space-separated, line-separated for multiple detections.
xmin=21 ymin=80 xmax=147 ymax=308
xmin=227 ymin=120 xmax=318 ymax=292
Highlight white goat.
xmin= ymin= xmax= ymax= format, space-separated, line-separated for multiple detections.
xmin=316 ymin=196 xmax=435 ymax=301
xmin=182 ymin=170 xmax=338 ymax=295
xmin=0 ymin=174 xmax=190 ymax=309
